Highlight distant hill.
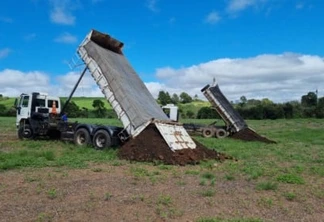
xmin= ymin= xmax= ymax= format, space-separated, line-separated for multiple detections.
xmin=0 ymin=97 xmax=112 ymax=110
xmin=1 ymin=96 xmax=211 ymax=110
xmin=0 ymin=98 xmax=16 ymax=108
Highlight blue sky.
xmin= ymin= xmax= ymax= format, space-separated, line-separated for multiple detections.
xmin=0 ymin=0 xmax=323 ymax=102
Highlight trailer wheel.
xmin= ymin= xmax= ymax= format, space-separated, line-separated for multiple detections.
xmin=216 ymin=129 xmax=227 ymax=139
xmin=18 ymin=124 xmax=34 ymax=140
xmin=202 ymin=128 xmax=214 ymax=138
xmin=74 ymin=128 xmax=91 ymax=146
xmin=93 ymin=130 xmax=112 ymax=150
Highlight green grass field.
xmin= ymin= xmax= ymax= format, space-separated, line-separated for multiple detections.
xmin=1 ymin=117 xmax=324 ymax=176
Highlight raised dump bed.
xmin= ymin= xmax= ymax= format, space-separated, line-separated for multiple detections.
xmin=77 ymin=30 xmax=196 ymax=151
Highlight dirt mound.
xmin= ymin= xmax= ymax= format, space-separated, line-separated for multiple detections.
xmin=231 ymin=127 xmax=276 ymax=144
xmin=118 ymin=124 xmax=231 ymax=165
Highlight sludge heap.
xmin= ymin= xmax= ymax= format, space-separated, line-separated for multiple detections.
xmin=77 ymin=29 xmax=227 ymax=165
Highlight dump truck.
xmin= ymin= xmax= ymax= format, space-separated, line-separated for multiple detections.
xmin=162 ymin=82 xmax=275 ymax=143
xmin=200 ymin=83 xmax=248 ymax=137
xmin=15 ymin=29 xmax=197 ymax=151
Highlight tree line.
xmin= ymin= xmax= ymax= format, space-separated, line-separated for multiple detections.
xmin=157 ymin=90 xmax=324 ymax=120
xmin=197 ymin=91 xmax=324 ymax=120
xmin=157 ymin=91 xmax=198 ymax=105
xmin=0 ymin=91 xmax=323 ymax=119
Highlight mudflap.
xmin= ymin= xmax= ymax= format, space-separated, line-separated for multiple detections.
xmin=154 ymin=122 xmax=196 ymax=151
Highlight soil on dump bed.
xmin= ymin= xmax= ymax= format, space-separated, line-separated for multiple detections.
xmin=231 ymin=127 xmax=276 ymax=144
xmin=118 ymin=124 xmax=231 ymax=165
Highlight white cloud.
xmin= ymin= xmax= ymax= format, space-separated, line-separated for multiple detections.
xmin=55 ymin=71 xmax=101 ymax=97
xmin=0 ymin=48 xmax=11 ymax=59
xmin=227 ymin=0 xmax=257 ymax=13
xmin=226 ymin=0 xmax=269 ymax=15
xmin=146 ymin=0 xmax=159 ymax=12
xmin=0 ymin=69 xmax=50 ymax=96
xmin=205 ymin=11 xmax=221 ymax=24
xmin=1 ymin=53 xmax=324 ymax=103
xmin=54 ymin=32 xmax=78 ymax=44
xmin=154 ymin=53 xmax=324 ymax=102
xmin=0 ymin=69 xmax=101 ymax=98
xmin=49 ymin=0 xmax=77 ymax=25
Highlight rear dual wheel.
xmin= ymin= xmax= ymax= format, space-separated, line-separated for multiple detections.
xmin=216 ymin=129 xmax=227 ymax=139
xmin=202 ymin=128 xmax=214 ymax=138
xmin=74 ymin=128 xmax=91 ymax=146
xmin=93 ymin=130 xmax=112 ymax=150
xmin=202 ymin=128 xmax=228 ymax=138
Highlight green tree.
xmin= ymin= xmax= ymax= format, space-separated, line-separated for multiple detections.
xmin=158 ymin=91 xmax=172 ymax=105
xmin=180 ymin=92 xmax=192 ymax=104
xmin=197 ymin=107 xmax=218 ymax=119
xmin=239 ymin=96 xmax=247 ymax=107
xmin=283 ymin=102 xmax=294 ymax=119
xmin=186 ymin=110 xmax=195 ymax=119
xmin=92 ymin=99 xmax=107 ymax=118
xmin=289 ymin=100 xmax=303 ymax=118
xmin=263 ymin=104 xmax=284 ymax=120
xmin=0 ymin=104 xmax=6 ymax=116
xmin=315 ymin=97 xmax=324 ymax=118
xmin=64 ymin=101 xmax=80 ymax=118
xmin=301 ymin=92 xmax=317 ymax=107
xmin=261 ymin=98 xmax=274 ymax=106
xmin=79 ymin=107 xmax=89 ymax=118
xmin=171 ymin=93 xmax=180 ymax=104
xmin=247 ymin=99 xmax=261 ymax=106
xmin=301 ymin=92 xmax=317 ymax=118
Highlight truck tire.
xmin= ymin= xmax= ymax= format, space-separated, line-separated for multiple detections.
xmin=216 ymin=129 xmax=227 ymax=139
xmin=74 ymin=128 xmax=91 ymax=146
xmin=18 ymin=124 xmax=34 ymax=140
xmin=202 ymin=128 xmax=214 ymax=138
xmin=93 ymin=130 xmax=112 ymax=150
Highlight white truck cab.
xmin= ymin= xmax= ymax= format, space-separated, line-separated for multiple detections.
xmin=161 ymin=104 xmax=179 ymax=121
xmin=15 ymin=92 xmax=61 ymax=128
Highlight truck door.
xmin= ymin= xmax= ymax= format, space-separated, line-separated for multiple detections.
xmin=16 ymin=95 xmax=30 ymax=127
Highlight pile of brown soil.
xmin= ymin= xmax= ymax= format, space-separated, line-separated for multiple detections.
xmin=231 ymin=127 xmax=276 ymax=144
xmin=118 ymin=124 xmax=231 ymax=165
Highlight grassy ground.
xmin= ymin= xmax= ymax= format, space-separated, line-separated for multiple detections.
xmin=0 ymin=117 xmax=324 ymax=221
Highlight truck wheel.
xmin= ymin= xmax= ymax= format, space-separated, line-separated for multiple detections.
xmin=202 ymin=128 xmax=214 ymax=138
xmin=216 ymin=129 xmax=227 ymax=139
xmin=93 ymin=130 xmax=112 ymax=150
xmin=18 ymin=124 xmax=34 ymax=140
xmin=74 ymin=128 xmax=91 ymax=146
